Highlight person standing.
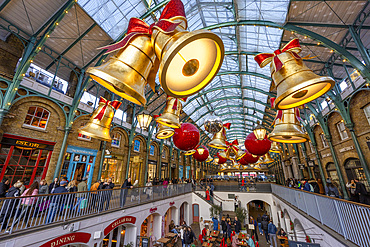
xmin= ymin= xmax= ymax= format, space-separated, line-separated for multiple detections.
xmin=184 ymin=226 xmax=196 ymax=247
xmin=355 ymin=178 xmax=369 ymax=205
xmin=221 ymin=217 xmax=227 ymax=238
xmin=120 ymin=178 xmax=133 ymax=208
xmin=249 ymin=216 xmax=258 ymax=241
xmin=89 ymin=180 xmax=101 ymax=211
xmin=45 ymin=180 xmax=68 ymax=224
xmin=49 ymin=178 xmax=59 ymax=193
xmin=199 ymin=217 xmax=205 ymax=232
xmin=257 ymin=214 xmax=263 ymax=235
xmin=212 ymin=216 xmax=219 ymax=231
xmin=75 ymin=177 xmax=87 ymax=211
xmin=231 ymin=231 xmax=239 ymax=247
xmin=268 ymin=220 xmax=278 ymax=247
xmin=39 ymin=179 xmax=49 ymax=195
xmin=0 ymin=181 xmax=22 ymax=230
xmin=206 ymin=186 xmax=210 ymax=201
xmin=145 ymin=179 xmax=153 ymax=199
xmin=325 ymin=181 xmax=340 ymax=198
xmin=261 ymin=216 xmax=269 ymax=243
xmin=234 ymin=196 xmax=239 ymax=211
xmin=0 ymin=178 xmax=10 ymax=198
xmin=234 ymin=216 xmax=241 ymax=234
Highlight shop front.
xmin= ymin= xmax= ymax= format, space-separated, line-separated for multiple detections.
xmin=102 ymin=153 xmax=125 ymax=184
xmin=185 ymin=166 xmax=190 ymax=179
xmin=161 ymin=163 xmax=168 ymax=179
xmin=148 ymin=160 xmax=157 ymax=181
xmin=60 ymin=145 xmax=98 ymax=188
xmin=0 ymin=133 xmax=55 ymax=186
xmin=102 ymin=216 xmax=136 ymax=247
xmin=179 ymin=165 xmax=183 ymax=179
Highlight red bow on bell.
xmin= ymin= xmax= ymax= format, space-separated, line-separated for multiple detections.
xmin=168 ymin=96 xmax=188 ymax=110
xmin=254 ymin=38 xmax=302 ymax=73
xmin=270 ymin=97 xmax=301 ymax=125
xmin=99 ymin=0 xmax=186 ymax=54
xmin=226 ymin=139 xmax=239 ymax=153
xmin=223 ymin=123 xmax=231 ymax=129
xmin=94 ymin=97 xmax=122 ymax=120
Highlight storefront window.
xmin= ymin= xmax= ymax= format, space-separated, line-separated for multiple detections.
xmin=148 ymin=161 xmax=156 ymax=181
xmin=150 ymin=145 xmax=154 ymax=156
xmin=134 ymin=140 xmax=140 ymax=152
xmin=23 ymin=106 xmax=50 ymax=130
xmin=78 ymin=123 xmax=91 ymax=141
xmin=336 ymin=122 xmax=348 ymax=140
xmin=326 ymin=162 xmax=339 ymax=186
xmin=102 ymin=157 xmax=124 ymax=184
xmin=111 ymin=133 xmax=121 ymax=148
xmin=345 ymin=158 xmax=369 ymax=189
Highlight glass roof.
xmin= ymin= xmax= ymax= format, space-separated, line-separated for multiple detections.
xmin=79 ymin=0 xmax=290 ymax=140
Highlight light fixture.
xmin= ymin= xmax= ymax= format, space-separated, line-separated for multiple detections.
xmin=197 ymin=146 xmax=205 ymax=155
xmin=253 ymin=120 xmax=267 ymax=140
xmin=136 ymin=109 xmax=153 ymax=131
xmin=214 ymin=157 xmax=219 ymax=164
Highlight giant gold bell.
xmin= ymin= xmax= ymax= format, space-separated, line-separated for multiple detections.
xmin=268 ymin=108 xmax=309 ymax=143
xmin=155 ymin=96 xmax=182 ymax=128
xmin=208 ymin=127 xmax=227 ymax=149
xmin=155 ymin=123 xmax=174 ymax=139
xmin=87 ymin=35 xmax=156 ymax=106
xmin=151 ymin=17 xmax=224 ymax=98
xmin=78 ymin=103 xmax=116 ymax=142
xmin=272 ymin=52 xmax=335 ymax=110
xmin=264 ymin=153 xmax=274 ymax=164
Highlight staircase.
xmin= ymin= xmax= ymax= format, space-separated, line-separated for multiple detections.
xmin=194 ymin=191 xmax=222 ymax=207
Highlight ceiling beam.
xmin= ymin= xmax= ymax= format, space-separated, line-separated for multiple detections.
xmin=286 ymin=22 xmax=370 ymax=30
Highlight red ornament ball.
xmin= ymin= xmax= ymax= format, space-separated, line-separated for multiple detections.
xmin=240 ymin=150 xmax=259 ymax=164
xmin=244 ymin=132 xmax=271 ymax=156
xmin=193 ymin=145 xmax=209 ymax=162
xmin=173 ymin=123 xmax=200 ymax=151
xmin=216 ymin=152 xmax=228 ymax=164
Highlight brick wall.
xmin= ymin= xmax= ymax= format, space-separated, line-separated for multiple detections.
xmin=0 ymin=34 xmax=24 ymax=80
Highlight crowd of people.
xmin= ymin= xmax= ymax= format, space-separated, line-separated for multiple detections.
xmin=285 ymin=177 xmax=369 ymax=204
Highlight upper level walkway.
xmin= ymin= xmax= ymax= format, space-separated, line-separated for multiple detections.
xmin=0 ymin=182 xmax=369 ymax=247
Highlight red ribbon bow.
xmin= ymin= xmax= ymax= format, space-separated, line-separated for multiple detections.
xmin=270 ymin=98 xmax=301 ymax=125
xmin=168 ymin=96 xmax=188 ymax=110
xmin=226 ymin=139 xmax=239 ymax=154
xmin=94 ymin=97 xmax=122 ymax=120
xmin=254 ymin=38 xmax=302 ymax=73
xmin=223 ymin=123 xmax=231 ymax=129
xmin=99 ymin=0 xmax=186 ymax=54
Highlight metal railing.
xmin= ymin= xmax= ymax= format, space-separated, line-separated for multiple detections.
xmin=271 ymin=184 xmax=370 ymax=247
xmin=205 ymin=182 xmax=273 ymax=193
xmin=0 ymin=183 xmax=192 ymax=236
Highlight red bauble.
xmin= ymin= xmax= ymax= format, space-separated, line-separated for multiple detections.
xmin=216 ymin=153 xmax=228 ymax=164
xmin=193 ymin=145 xmax=209 ymax=162
xmin=244 ymin=132 xmax=271 ymax=156
xmin=239 ymin=155 xmax=249 ymax=166
xmin=173 ymin=123 xmax=200 ymax=151
xmin=242 ymin=150 xmax=259 ymax=164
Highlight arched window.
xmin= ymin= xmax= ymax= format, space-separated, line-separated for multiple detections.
xmin=150 ymin=145 xmax=155 ymax=156
xmin=162 ymin=150 xmax=166 ymax=159
xmin=134 ymin=140 xmax=140 ymax=152
xmin=23 ymin=106 xmax=50 ymax=130
xmin=111 ymin=133 xmax=121 ymax=148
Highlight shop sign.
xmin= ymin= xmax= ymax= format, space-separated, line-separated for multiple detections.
xmin=39 ymin=232 xmax=91 ymax=247
xmin=322 ymin=153 xmax=331 ymax=158
xmin=1 ymin=134 xmax=55 ymax=151
xmin=339 ymin=146 xmax=354 ymax=153
xmin=288 ymin=241 xmax=320 ymax=247
xmin=66 ymin=145 xmax=98 ymax=156
xmin=169 ymin=202 xmax=175 ymax=206
xmin=150 ymin=207 xmax=157 ymax=213
xmin=104 ymin=216 xmax=136 ymax=236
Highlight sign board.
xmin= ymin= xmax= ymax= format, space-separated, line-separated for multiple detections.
xmin=104 ymin=216 xmax=136 ymax=236
xmin=339 ymin=146 xmax=354 ymax=153
xmin=39 ymin=232 xmax=91 ymax=247
xmin=289 ymin=241 xmax=320 ymax=247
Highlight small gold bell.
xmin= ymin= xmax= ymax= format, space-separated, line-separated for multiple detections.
xmin=155 ymin=123 xmax=174 ymax=139
xmin=268 ymin=108 xmax=309 ymax=143
xmin=206 ymin=155 xmax=213 ymax=162
xmin=235 ymin=150 xmax=246 ymax=161
xmin=264 ymin=153 xmax=274 ymax=164
xmin=270 ymin=142 xmax=282 ymax=153
xmin=208 ymin=127 xmax=227 ymax=149
xmin=155 ymin=96 xmax=183 ymax=128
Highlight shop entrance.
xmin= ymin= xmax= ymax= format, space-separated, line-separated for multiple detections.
xmin=345 ymin=158 xmax=369 ymax=189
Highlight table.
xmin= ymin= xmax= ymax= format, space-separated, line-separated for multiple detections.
xmin=202 ymin=243 xmax=213 ymax=247
xmin=157 ymin=238 xmax=170 ymax=244
xmin=211 ymin=231 xmax=219 ymax=237
xmin=237 ymin=243 xmax=249 ymax=247
xmin=165 ymin=233 xmax=177 ymax=238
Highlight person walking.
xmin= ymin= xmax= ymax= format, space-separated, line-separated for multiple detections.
xmin=0 ymin=178 xmax=10 ymax=198
xmin=0 ymin=181 xmax=22 ymax=230
xmin=249 ymin=216 xmax=259 ymax=241
xmin=74 ymin=177 xmax=87 ymax=211
xmin=268 ymin=220 xmax=278 ymax=247
xmin=184 ymin=226 xmax=196 ymax=247
xmin=120 ymin=178 xmax=133 ymax=208
xmin=261 ymin=216 xmax=269 ymax=243
xmin=45 ymin=180 xmax=68 ymax=224
xmin=355 ymin=178 xmax=369 ymax=205
xmin=257 ymin=214 xmax=263 ymax=235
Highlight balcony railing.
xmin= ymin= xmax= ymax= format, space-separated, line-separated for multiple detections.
xmin=196 ymin=182 xmax=272 ymax=193
xmin=0 ymin=183 xmax=192 ymax=236
xmin=271 ymin=184 xmax=370 ymax=247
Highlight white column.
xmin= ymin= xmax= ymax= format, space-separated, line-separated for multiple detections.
xmin=153 ymin=214 xmax=162 ymax=240
xmin=125 ymin=226 xmax=138 ymax=245
xmin=291 ymin=157 xmax=300 ymax=179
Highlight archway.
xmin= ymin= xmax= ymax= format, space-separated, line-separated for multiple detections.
xmin=293 ymin=219 xmax=307 ymax=242
xmin=140 ymin=213 xmax=162 ymax=241
xmin=326 ymin=162 xmax=339 ymax=186
xmin=101 ymin=216 xmax=137 ymax=247
xmin=179 ymin=202 xmax=190 ymax=225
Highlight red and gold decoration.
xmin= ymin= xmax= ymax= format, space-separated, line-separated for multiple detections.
xmin=264 ymin=152 xmax=274 ymax=164
xmin=79 ymin=97 xmax=122 ymax=142
xmin=270 ymin=141 xmax=282 ymax=153
xmin=206 ymin=155 xmax=213 ymax=162
xmin=173 ymin=122 xmax=200 ymax=151
xmin=156 ymin=96 xmax=186 ymax=128
xmin=208 ymin=123 xmax=230 ymax=149
xmin=254 ymin=38 xmax=335 ymax=110
xmin=88 ymin=0 xmax=224 ymax=106
xmin=244 ymin=132 xmax=271 ymax=156
xmin=216 ymin=153 xmax=227 ymax=164
xmin=154 ymin=115 xmax=174 ymax=139
xmin=193 ymin=145 xmax=209 ymax=162
xmin=240 ymin=150 xmax=259 ymax=164
xmin=268 ymin=98 xmax=309 ymax=143
xmin=151 ymin=0 xmax=224 ymax=98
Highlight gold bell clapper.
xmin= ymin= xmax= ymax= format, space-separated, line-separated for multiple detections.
xmin=155 ymin=96 xmax=186 ymax=128
xmin=268 ymin=107 xmax=309 ymax=143
xmin=87 ymin=18 xmax=158 ymax=106
xmin=79 ymin=97 xmax=122 ymax=142
xmin=264 ymin=152 xmax=274 ymax=164
xmin=151 ymin=0 xmax=224 ymax=97
xmin=208 ymin=123 xmax=230 ymax=149
xmin=255 ymin=38 xmax=334 ymax=110
xmin=154 ymin=114 xmax=174 ymax=139
xmin=270 ymin=141 xmax=282 ymax=153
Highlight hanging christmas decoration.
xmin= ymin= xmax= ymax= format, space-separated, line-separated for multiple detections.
xmin=156 ymin=96 xmax=186 ymax=128
xmin=208 ymin=123 xmax=230 ymax=149
xmin=268 ymin=98 xmax=309 ymax=143
xmin=244 ymin=132 xmax=271 ymax=156
xmin=173 ymin=122 xmax=200 ymax=151
xmin=239 ymin=155 xmax=249 ymax=166
xmin=79 ymin=97 xmax=122 ymax=142
xmin=184 ymin=149 xmax=196 ymax=155
xmin=154 ymin=115 xmax=174 ymax=139
xmin=204 ymin=114 xmax=223 ymax=134
xmin=216 ymin=153 xmax=228 ymax=164
xmin=270 ymin=141 xmax=282 ymax=153
xmin=254 ymin=38 xmax=335 ymax=110
xmin=193 ymin=145 xmax=209 ymax=162
xmin=264 ymin=153 xmax=274 ymax=164
xmin=206 ymin=155 xmax=213 ymax=162
xmin=241 ymin=150 xmax=259 ymax=164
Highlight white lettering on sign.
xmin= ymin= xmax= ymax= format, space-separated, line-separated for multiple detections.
xmin=50 ymin=235 xmax=75 ymax=247
xmin=339 ymin=146 xmax=354 ymax=153
xmin=322 ymin=153 xmax=331 ymax=158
